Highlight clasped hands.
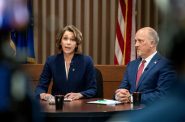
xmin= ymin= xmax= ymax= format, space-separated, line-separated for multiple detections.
xmin=40 ymin=92 xmax=83 ymax=102
xmin=115 ymin=89 xmax=131 ymax=103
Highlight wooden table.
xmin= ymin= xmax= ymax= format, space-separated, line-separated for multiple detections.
xmin=40 ymin=98 xmax=144 ymax=122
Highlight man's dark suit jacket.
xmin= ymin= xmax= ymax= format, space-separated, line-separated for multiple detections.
xmin=35 ymin=53 xmax=97 ymax=98
xmin=119 ymin=53 xmax=177 ymax=104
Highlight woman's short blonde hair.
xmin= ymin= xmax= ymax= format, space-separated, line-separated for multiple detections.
xmin=56 ymin=25 xmax=82 ymax=54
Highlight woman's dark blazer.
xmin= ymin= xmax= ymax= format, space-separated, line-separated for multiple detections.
xmin=35 ymin=53 xmax=97 ymax=98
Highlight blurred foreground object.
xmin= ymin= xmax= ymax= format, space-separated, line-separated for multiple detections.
xmin=0 ymin=0 xmax=29 ymax=30
xmin=0 ymin=0 xmax=43 ymax=121
xmin=10 ymin=0 xmax=35 ymax=63
xmin=0 ymin=31 xmax=43 ymax=122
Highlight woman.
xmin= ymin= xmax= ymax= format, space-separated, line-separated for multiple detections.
xmin=35 ymin=25 xmax=97 ymax=101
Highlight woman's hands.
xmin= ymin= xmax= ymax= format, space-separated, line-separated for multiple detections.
xmin=40 ymin=93 xmax=53 ymax=101
xmin=40 ymin=92 xmax=84 ymax=101
xmin=64 ymin=92 xmax=83 ymax=101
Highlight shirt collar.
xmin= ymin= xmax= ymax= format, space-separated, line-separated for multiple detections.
xmin=142 ymin=51 xmax=157 ymax=66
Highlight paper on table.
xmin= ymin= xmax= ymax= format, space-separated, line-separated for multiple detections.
xmin=87 ymin=99 xmax=122 ymax=105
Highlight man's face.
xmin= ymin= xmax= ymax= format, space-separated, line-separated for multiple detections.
xmin=135 ymin=29 xmax=155 ymax=59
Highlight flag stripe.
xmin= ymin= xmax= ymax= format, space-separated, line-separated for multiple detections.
xmin=116 ymin=21 xmax=124 ymax=54
xmin=119 ymin=0 xmax=126 ymax=19
xmin=115 ymin=37 xmax=123 ymax=64
xmin=114 ymin=0 xmax=125 ymax=64
xmin=114 ymin=0 xmax=136 ymax=65
xmin=118 ymin=2 xmax=125 ymax=38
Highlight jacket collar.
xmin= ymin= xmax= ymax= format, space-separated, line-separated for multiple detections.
xmin=136 ymin=53 xmax=161 ymax=90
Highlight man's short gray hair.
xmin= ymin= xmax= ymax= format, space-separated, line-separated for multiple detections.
xmin=146 ymin=27 xmax=159 ymax=45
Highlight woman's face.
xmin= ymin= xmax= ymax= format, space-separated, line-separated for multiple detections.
xmin=61 ymin=31 xmax=77 ymax=55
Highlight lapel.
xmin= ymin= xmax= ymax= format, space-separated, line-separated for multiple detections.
xmin=136 ymin=53 xmax=161 ymax=90
xmin=68 ymin=54 xmax=77 ymax=81
xmin=55 ymin=53 xmax=67 ymax=81
xmin=55 ymin=53 xmax=79 ymax=83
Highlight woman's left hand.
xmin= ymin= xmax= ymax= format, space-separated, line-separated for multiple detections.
xmin=64 ymin=92 xmax=83 ymax=101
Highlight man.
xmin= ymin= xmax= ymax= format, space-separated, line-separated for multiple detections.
xmin=115 ymin=27 xmax=177 ymax=105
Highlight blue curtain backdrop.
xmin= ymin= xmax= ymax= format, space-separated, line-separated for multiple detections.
xmin=11 ymin=0 xmax=35 ymax=63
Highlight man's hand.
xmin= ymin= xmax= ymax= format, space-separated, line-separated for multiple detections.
xmin=64 ymin=92 xmax=83 ymax=101
xmin=115 ymin=89 xmax=131 ymax=103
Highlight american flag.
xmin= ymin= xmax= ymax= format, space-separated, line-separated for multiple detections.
xmin=114 ymin=0 xmax=136 ymax=65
